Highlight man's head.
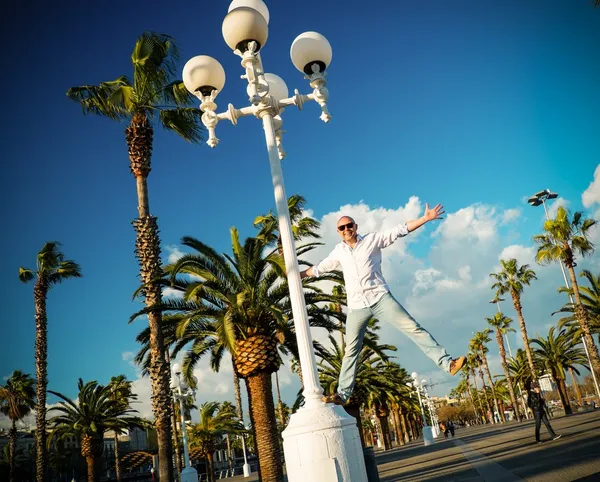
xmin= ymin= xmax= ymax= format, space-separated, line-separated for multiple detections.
xmin=531 ymin=381 xmax=540 ymax=392
xmin=337 ymin=216 xmax=357 ymax=243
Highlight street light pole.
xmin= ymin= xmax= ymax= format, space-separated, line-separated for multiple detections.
xmin=171 ymin=364 xmax=198 ymax=482
xmin=182 ymin=2 xmax=367 ymax=481
xmin=408 ymin=373 xmax=434 ymax=446
xmin=528 ymin=189 xmax=600 ymax=399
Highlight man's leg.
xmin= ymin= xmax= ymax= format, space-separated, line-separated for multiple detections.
xmin=541 ymin=412 xmax=557 ymax=438
xmin=372 ymin=293 xmax=453 ymax=372
xmin=335 ymin=307 xmax=372 ymax=402
xmin=534 ymin=411 xmax=542 ymax=442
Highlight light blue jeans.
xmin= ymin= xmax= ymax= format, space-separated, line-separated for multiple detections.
xmin=337 ymin=292 xmax=452 ymax=402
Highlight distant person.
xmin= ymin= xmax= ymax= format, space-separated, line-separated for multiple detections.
xmin=448 ymin=420 xmax=455 ymax=437
xmin=301 ymin=205 xmax=466 ymax=405
xmin=527 ymin=381 xmax=561 ymax=444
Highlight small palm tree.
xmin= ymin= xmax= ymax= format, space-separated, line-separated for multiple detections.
xmin=470 ymin=331 xmax=504 ymax=422
xmin=19 ymin=241 xmax=81 ymax=482
xmin=67 ymin=32 xmax=205 ymax=481
xmin=108 ymin=375 xmax=137 ymax=482
xmin=486 ymin=314 xmax=521 ymax=421
xmin=188 ymin=402 xmax=244 ymax=482
xmin=531 ymin=327 xmax=589 ymax=415
xmin=0 ymin=371 xmax=36 ymax=482
xmin=534 ymin=207 xmax=600 ymax=383
xmin=490 ymin=259 xmax=538 ymax=379
xmin=48 ymin=379 xmax=146 ymax=482
xmin=556 ymin=270 xmax=600 ymax=342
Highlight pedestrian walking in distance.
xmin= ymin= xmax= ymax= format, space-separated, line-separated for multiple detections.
xmin=527 ymin=381 xmax=561 ymax=444
xmin=300 ymin=204 xmax=466 ymax=405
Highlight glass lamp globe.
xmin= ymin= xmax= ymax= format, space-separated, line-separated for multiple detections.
xmin=264 ymin=73 xmax=289 ymax=102
xmin=182 ymin=55 xmax=226 ymax=97
xmin=290 ymin=31 xmax=332 ymax=75
xmin=172 ymin=363 xmax=181 ymax=374
xmin=222 ymin=6 xmax=268 ymax=52
xmin=411 ymin=372 xmax=418 ymax=380
xmin=228 ymin=0 xmax=269 ymax=24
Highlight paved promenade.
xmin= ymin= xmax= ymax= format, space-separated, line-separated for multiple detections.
xmin=225 ymin=409 xmax=600 ymax=482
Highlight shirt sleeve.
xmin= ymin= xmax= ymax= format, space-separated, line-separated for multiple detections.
xmin=312 ymin=250 xmax=341 ymax=277
xmin=373 ymin=223 xmax=410 ymax=248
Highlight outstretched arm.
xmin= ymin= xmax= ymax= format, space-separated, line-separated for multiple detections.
xmin=407 ymin=203 xmax=445 ymax=232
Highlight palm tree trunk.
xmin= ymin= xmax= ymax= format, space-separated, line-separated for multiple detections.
xmin=86 ymin=456 xmax=97 ymax=482
xmin=478 ymin=365 xmax=494 ymax=424
xmin=246 ymin=372 xmax=283 ymax=482
xmin=569 ymin=367 xmax=583 ymax=406
xmin=344 ymin=404 xmax=365 ymax=447
xmin=495 ymin=330 xmax=521 ymax=421
xmin=511 ymin=290 xmax=537 ymax=380
xmin=568 ymin=266 xmax=600 ymax=382
xmin=207 ymin=453 xmax=216 ymax=482
xmin=127 ymin=113 xmax=173 ymax=482
xmin=482 ymin=352 xmax=504 ymax=423
xmin=232 ymin=365 xmax=244 ymax=420
xmin=226 ymin=433 xmax=233 ymax=470
xmin=391 ymin=408 xmax=405 ymax=446
xmin=274 ymin=371 xmax=285 ymax=426
xmin=375 ymin=415 xmax=392 ymax=451
xmin=555 ymin=375 xmax=572 ymax=415
xmin=114 ymin=433 xmax=121 ymax=482
xmin=9 ymin=421 xmax=16 ymax=482
xmin=33 ymin=279 xmax=48 ymax=482
xmin=400 ymin=411 xmax=410 ymax=442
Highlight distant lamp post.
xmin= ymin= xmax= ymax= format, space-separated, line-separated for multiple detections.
xmin=528 ymin=188 xmax=600 ymax=399
xmin=182 ymin=2 xmax=367 ymax=481
xmin=171 ymin=363 xmax=198 ymax=482
xmin=407 ymin=373 xmax=434 ymax=446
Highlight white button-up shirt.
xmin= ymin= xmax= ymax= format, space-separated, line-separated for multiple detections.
xmin=312 ymin=224 xmax=410 ymax=309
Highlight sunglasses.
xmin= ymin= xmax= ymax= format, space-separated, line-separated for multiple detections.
xmin=337 ymin=222 xmax=355 ymax=232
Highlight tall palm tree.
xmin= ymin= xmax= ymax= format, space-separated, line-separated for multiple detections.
xmin=490 ymin=259 xmax=538 ymax=379
xmin=132 ymin=231 xmax=338 ymax=482
xmin=19 ymin=241 xmax=81 ymax=482
xmin=470 ymin=331 xmax=504 ymax=422
xmin=531 ymin=327 xmax=589 ymax=416
xmin=0 ymin=370 xmax=36 ymax=482
xmin=48 ymin=379 xmax=146 ymax=482
xmin=464 ymin=355 xmax=486 ymax=422
xmin=534 ymin=207 xmax=600 ymax=382
xmin=108 ymin=375 xmax=137 ymax=482
xmin=486 ymin=314 xmax=521 ymax=421
xmin=457 ymin=371 xmax=480 ymax=421
xmin=67 ymin=33 xmax=204 ymax=482
xmin=188 ymin=402 xmax=244 ymax=482
xmin=470 ymin=350 xmax=494 ymax=423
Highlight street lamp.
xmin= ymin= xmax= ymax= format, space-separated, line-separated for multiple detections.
xmin=171 ymin=363 xmax=198 ymax=482
xmin=528 ymin=189 xmax=600 ymax=399
xmin=407 ymin=373 xmax=434 ymax=446
xmin=182 ymin=2 xmax=366 ymax=481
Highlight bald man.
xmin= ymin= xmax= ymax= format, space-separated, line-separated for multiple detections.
xmin=301 ymin=203 xmax=466 ymax=405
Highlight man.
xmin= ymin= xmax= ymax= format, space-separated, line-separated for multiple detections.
xmin=527 ymin=381 xmax=561 ymax=444
xmin=300 ymin=204 xmax=466 ymax=405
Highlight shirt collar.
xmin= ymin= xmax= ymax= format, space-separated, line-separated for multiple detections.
xmin=341 ymin=233 xmax=363 ymax=249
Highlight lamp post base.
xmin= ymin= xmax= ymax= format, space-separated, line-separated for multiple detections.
xmin=242 ymin=463 xmax=251 ymax=477
xmin=422 ymin=426 xmax=435 ymax=446
xmin=180 ymin=466 xmax=198 ymax=482
xmin=282 ymin=403 xmax=368 ymax=482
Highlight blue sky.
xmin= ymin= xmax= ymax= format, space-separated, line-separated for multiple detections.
xmin=2 ymin=0 xmax=600 ymax=423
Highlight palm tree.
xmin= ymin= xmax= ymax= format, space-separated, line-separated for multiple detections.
xmin=67 ymin=33 xmax=205 ymax=481
xmin=464 ymin=355 xmax=486 ymax=422
xmin=254 ymin=194 xmax=321 ymax=253
xmin=48 ymin=379 xmax=146 ymax=482
xmin=471 ymin=331 xmax=504 ymax=423
xmin=556 ymin=270 xmax=600 ymax=343
xmin=507 ymin=348 xmax=538 ymax=395
xmin=107 ymin=375 xmax=137 ymax=482
xmin=531 ymin=327 xmax=589 ymax=415
xmin=19 ymin=241 xmax=81 ymax=482
xmin=470 ymin=350 xmax=494 ymax=423
xmin=486 ymin=314 xmax=521 ymax=421
xmin=218 ymin=401 xmax=238 ymax=471
xmin=534 ymin=207 xmax=600 ymax=382
xmin=0 ymin=370 xmax=36 ymax=482
xmin=132 ymin=231 xmax=338 ymax=482
xmin=490 ymin=259 xmax=538 ymax=379
xmin=188 ymin=402 xmax=243 ymax=482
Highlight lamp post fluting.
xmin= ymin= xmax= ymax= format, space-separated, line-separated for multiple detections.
xmin=171 ymin=364 xmax=198 ymax=482
xmin=528 ymin=189 xmax=600 ymax=399
xmin=182 ymin=2 xmax=367 ymax=481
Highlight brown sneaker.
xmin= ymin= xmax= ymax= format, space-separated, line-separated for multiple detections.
xmin=449 ymin=356 xmax=466 ymax=376
xmin=322 ymin=393 xmax=345 ymax=405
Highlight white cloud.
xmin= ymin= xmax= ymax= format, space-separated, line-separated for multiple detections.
xmin=165 ymin=245 xmax=185 ymax=264
xmin=582 ymin=164 xmax=600 ymax=208
xmin=501 ymin=208 xmax=521 ymax=225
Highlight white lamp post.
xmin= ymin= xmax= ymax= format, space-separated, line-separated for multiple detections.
xmin=408 ymin=373 xmax=434 ymax=446
xmin=182 ymin=2 xmax=366 ymax=481
xmin=528 ymin=189 xmax=600 ymax=399
xmin=171 ymin=363 xmax=198 ymax=482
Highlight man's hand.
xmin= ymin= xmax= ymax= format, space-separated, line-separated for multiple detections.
xmin=424 ymin=203 xmax=445 ymax=222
